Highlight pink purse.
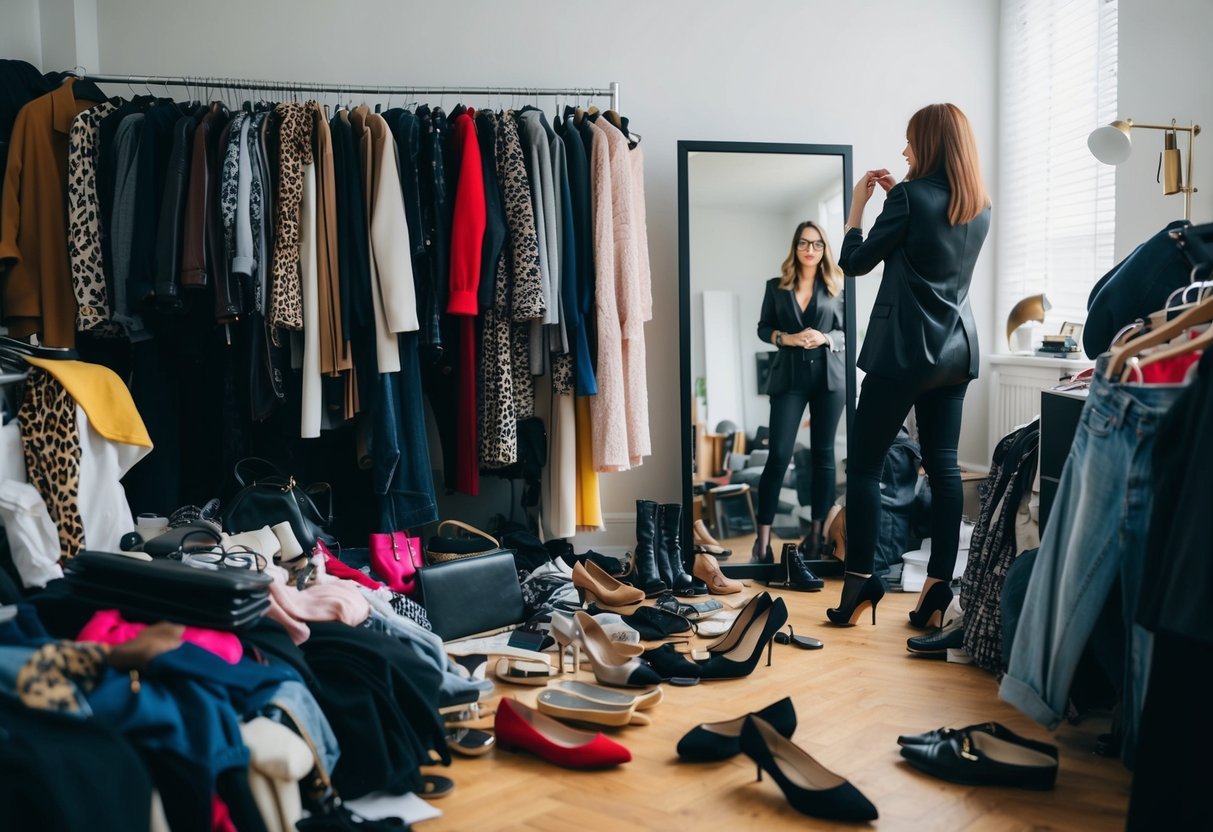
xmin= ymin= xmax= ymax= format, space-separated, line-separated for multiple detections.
xmin=368 ymin=532 xmax=424 ymax=595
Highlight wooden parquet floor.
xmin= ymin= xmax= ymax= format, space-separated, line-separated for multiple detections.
xmin=419 ymin=579 xmax=1131 ymax=831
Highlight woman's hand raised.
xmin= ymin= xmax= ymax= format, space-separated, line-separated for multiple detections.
xmin=870 ymin=168 xmax=897 ymax=192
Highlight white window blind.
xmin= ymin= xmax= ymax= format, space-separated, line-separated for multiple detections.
xmin=996 ymin=0 xmax=1118 ymax=345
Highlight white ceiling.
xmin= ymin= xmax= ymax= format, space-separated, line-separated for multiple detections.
xmin=688 ymin=151 xmax=845 ymax=213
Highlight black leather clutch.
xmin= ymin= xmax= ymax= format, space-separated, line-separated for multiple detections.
xmin=65 ymin=551 xmax=272 ymax=630
xmin=417 ymin=549 xmax=525 ymax=641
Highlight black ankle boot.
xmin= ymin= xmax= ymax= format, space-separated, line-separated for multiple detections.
xmin=658 ymin=503 xmax=706 ymax=596
xmin=632 ymin=500 xmax=668 ymax=597
xmin=769 ymin=542 xmax=823 ymax=591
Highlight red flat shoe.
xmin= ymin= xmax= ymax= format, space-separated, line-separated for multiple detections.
xmin=494 ymin=698 xmax=631 ymax=769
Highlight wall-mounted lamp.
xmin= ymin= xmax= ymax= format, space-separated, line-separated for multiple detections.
xmin=1088 ymin=118 xmax=1201 ymax=220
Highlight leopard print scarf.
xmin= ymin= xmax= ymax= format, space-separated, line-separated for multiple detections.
xmin=269 ymin=102 xmax=319 ymax=337
xmin=18 ymin=369 xmax=85 ymax=560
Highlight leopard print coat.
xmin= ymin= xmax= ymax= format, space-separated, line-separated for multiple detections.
xmin=478 ymin=111 xmax=518 ymax=467
xmin=67 ymin=100 xmax=121 ymax=334
xmin=18 ymin=369 xmax=85 ymax=560
xmin=480 ymin=112 xmax=548 ymax=466
xmin=269 ymin=102 xmax=316 ymax=336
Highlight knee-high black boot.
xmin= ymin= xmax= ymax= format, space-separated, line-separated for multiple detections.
xmin=632 ymin=500 xmax=668 ymax=597
xmin=659 ymin=503 xmax=706 ymax=596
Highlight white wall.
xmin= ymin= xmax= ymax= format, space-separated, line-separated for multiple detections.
xmin=79 ymin=0 xmax=999 ymax=542
xmin=1 ymin=0 xmax=43 ymax=65
xmin=688 ymin=205 xmax=789 ymax=436
xmin=1115 ymin=0 xmax=1213 ymax=258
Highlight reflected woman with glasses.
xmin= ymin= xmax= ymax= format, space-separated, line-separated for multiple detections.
xmin=753 ymin=221 xmax=846 ymax=575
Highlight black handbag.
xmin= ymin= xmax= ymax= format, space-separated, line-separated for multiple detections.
xmin=417 ymin=549 xmax=524 ymax=641
xmin=222 ymin=457 xmax=337 ymax=554
xmin=64 ymin=550 xmax=272 ymax=630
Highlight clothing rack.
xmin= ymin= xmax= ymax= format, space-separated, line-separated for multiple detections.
xmin=80 ymin=74 xmax=621 ymax=112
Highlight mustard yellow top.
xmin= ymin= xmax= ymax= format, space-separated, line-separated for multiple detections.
xmin=23 ymin=357 xmax=152 ymax=448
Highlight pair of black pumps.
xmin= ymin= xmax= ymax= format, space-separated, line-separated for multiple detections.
xmin=676 ymin=697 xmax=878 ymax=822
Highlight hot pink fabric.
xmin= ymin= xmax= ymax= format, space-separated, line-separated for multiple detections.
xmin=78 ymin=609 xmax=243 ymax=664
xmin=212 ymin=794 xmax=235 ymax=832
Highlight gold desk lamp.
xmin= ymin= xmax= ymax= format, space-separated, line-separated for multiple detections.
xmin=1006 ymin=293 xmax=1051 ymax=351
xmin=1088 ymin=118 xmax=1201 ymax=220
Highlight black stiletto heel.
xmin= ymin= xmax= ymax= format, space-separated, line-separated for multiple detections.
xmin=825 ymin=573 xmax=885 ymax=626
xmin=740 ymin=715 xmax=879 ymax=822
xmin=703 ymin=591 xmax=773 ymax=654
xmin=908 ymin=581 xmax=954 ymax=629
xmin=695 ymin=598 xmax=788 ymax=680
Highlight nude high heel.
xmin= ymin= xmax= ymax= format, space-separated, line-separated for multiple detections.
xmin=572 ymin=561 xmax=645 ymax=612
xmin=692 ymin=552 xmax=744 ymax=594
xmin=550 ymin=612 xmax=642 ymax=673
xmin=573 ymin=611 xmax=662 ymax=688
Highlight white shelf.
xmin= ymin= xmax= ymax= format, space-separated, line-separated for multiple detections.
xmin=988 ymin=353 xmax=1094 ymax=370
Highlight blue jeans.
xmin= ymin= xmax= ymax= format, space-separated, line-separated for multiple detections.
xmin=373 ymin=332 xmax=438 ymax=530
xmin=1000 ymin=358 xmax=1180 ymax=764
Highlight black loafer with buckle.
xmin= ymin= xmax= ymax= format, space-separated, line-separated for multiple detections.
xmin=899 ymin=731 xmax=1059 ymax=790
xmin=898 ymin=722 xmax=1058 ymax=759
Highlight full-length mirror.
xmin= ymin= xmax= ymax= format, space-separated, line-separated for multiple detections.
xmin=678 ymin=142 xmax=854 ymax=578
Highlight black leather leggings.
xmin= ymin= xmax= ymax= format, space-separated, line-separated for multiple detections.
xmin=756 ymin=354 xmax=844 ymax=524
xmin=845 ymin=374 xmax=970 ymax=578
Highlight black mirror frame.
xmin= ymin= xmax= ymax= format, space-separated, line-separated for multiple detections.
xmin=677 ymin=140 xmax=855 ymax=580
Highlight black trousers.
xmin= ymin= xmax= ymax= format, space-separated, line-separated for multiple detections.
xmin=846 ymin=373 xmax=969 ymax=578
xmin=757 ymin=352 xmax=844 ymax=524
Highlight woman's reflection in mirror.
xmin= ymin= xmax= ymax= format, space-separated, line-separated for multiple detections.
xmin=752 ymin=221 xmax=847 ymax=568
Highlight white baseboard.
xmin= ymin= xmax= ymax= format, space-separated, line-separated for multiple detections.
xmin=570 ymin=512 xmax=636 ymax=551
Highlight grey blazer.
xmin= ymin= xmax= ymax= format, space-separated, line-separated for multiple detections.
xmin=839 ymin=168 xmax=990 ymax=383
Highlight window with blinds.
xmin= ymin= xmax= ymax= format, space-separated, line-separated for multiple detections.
xmin=996 ymin=0 xmax=1118 ymax=345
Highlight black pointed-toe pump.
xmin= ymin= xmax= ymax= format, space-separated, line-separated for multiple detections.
xmin=696 ymin=597 xmax=788 ymax=680
xmin=740 ymin=715 xmax=879 ymax=822
xmin=825 ymin=573 xmax=885 ymax=626
xmin=908 ymin=580 xmax=954 ymax=629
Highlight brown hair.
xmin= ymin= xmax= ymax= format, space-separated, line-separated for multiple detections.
xmin=905 ymin=103 xmax=990 ymax=225
xmin=778 ymin=221 xmax=843 ymax=296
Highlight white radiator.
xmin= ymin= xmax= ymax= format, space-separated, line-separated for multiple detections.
xmin=988 ymin=362 xmax=1079 ymax=454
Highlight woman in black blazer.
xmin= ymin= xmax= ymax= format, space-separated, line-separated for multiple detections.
xmin=827 ymin=103 xmax=991 ymax=633
xmin=753 ymin=221 xmax=846 ymax=571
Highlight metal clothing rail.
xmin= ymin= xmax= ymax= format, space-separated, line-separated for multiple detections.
xmin=81 ymin=74 xmax=621 ymax=111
